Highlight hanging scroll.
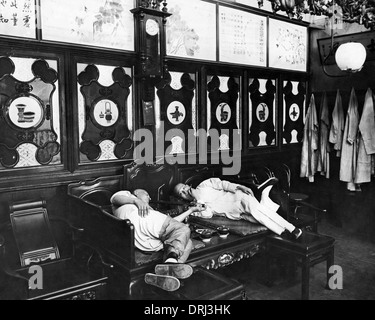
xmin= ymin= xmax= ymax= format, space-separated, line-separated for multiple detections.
xmin=0 ymin=0 xmax=36 ymax=39
xmin=219 ymin=5 xmax=267 ymax=67
xmin=166 ymin=0 xmax=216 ymax=61
xmin=40 ymin=0 xmax=134 ymax=51
xmin=269 ymin=18 xmax=307 ymax=72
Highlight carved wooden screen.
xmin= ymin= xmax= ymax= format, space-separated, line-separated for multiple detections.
xmin=77 ymin=63 xmax=134 ymax=163
xmin=0 ymin=56 xmax=61 ymax=169
xmin=156 ymin=71 xmax=196 ymax=156
xmin=282 ymin=80 xmax=306 ymax=144
xmin=248 ymin=78 xmax=277 ymax=148
xmin=207 ymin=75 xmax=240 ymax=152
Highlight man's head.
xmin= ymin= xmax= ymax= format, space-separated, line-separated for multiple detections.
xmin=133 ymin=189 xmax=151 ymax=204
xmin=174 ymin=183 xmax=195 ymax=201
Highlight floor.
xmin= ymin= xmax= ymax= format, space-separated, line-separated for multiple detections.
xmin=216 ymin=205 xmax=375 ymax=300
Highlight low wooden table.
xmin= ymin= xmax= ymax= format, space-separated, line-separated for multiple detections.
xmin=266 ymin=231 xmax=335 ymax=300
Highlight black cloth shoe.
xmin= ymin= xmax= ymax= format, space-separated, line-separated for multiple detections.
xmin=280 ymin=231 xmax=293 ymax=240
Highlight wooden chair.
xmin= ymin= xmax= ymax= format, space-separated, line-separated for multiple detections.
xmin=0 ymin=199 xmax=111 ymax=300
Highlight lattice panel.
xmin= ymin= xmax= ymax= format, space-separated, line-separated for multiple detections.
xmin=248 ymin=78 xmax=276 ymax=147
xmin=77 ymin=63 xmax=133 ymax=162
xmin=156 ymin=71 xmax=196 ymax=155
xmin=207 ymin=75 xmax=240 ymax=152
xmin=0 ymin=56 xmax=61 ymax=169
xmin=282 ymin=80 xmax=306 ymax=144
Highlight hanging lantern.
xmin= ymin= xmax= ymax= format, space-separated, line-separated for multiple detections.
xmin=335 ymin=42 xmax=367 ymax=72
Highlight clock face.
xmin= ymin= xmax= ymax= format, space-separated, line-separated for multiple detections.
xmin=146 ymin=19 xmax=159 ymax=36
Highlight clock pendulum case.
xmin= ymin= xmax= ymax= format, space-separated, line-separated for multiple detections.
xmin=131 ymin=1 xmax=172 ymax=80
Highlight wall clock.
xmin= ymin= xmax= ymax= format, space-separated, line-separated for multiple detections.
xmin=145 ymin=18 xmax=160 ymax=36
xmin=131 ymin=2 xmax=171 ymax=79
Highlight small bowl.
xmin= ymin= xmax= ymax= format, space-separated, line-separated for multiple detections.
xmin=196 ymin=228 xmax=214 ymax=242
xmin=217 ymin=226 xmax=229 ymax=238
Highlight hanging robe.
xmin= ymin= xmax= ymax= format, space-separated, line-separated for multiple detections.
xmin=329 ymin=90 xmax=345 ymax=157
xmin=355 ymin=88 xmax=375 ymax=184
xmin=339 ymin=88 xmax=359 ymax=188
xmin=300 ymin=94 xmax=319 ymax=182
xmin=317 ymin=92 xmax=331 ymax=179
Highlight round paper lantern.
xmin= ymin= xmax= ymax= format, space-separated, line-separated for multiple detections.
xmin=335 ymin=42 xmax=367 ymax=72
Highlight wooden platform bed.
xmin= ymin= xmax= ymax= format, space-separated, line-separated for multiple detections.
xmin=67 ymin=162 xmax=289 ymax=300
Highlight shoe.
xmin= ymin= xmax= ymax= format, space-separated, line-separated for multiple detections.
xmin=280 ymin=231 xmax=294 ymax=240
xmin=144 ymin=273 xmax=180 ymax=292
xmin=292 ymin=228 xmax=303 ymax=239
xmin=257 ymin=177 xmax=279 ymax=191
xmin=155 ymin=263 xmax=194 ymax=279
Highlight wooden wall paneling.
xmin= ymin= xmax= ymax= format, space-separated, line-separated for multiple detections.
xmin=281 ymin=77 xmax=307 ymax=145
xmin=206 ymin=73 xmax=241 ymax=153
xmin=75 ymin=58 xmax=135 ymax=168
xmin=248 ymin=77 xmax=277 ymax=148
xmin=156 ymin=70 xmax=196 ymax=157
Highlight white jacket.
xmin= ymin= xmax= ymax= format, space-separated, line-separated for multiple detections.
xmin=329 ymin=90 xmax=345 ymax=157
xmin=300 ymin=94 xmax=319 ymax=182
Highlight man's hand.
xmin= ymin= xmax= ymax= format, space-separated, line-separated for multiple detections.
xmin=134 ymin=199 xmax=152 ymax=217
xmin=190 ymin=203 xmax=206 ymax=213
xmin=236 ymin=185 xmax=254 ymax=196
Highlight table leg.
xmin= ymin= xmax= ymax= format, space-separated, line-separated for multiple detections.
xmin=326 ymin=247 xmax=335 ymax=289
xmin=301 ymin=259 xmax=310 ymax=300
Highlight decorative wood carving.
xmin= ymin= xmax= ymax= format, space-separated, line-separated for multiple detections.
xmin=157 ymin=72 xmax=195 ymax=154
xmin=124 ymin=161 xmax=176 ymax=203
xmin=0 ymin=57 xmax=60 ymax=167
xmin=207 ymin=76 xmax=239 ymax=151
xmin=282 ymin=80 xmax=306 ymax=144
xmin=249 ymin=78 xmax=276 ymax=147
xmin=78 ymin=64 xmax=133 ymax=161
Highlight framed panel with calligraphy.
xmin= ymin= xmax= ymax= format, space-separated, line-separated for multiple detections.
xmin=219 ymin=5 xmax=267 ymax=67
xmin=268 ymin=18 xmax=307 ymax=72
xmin=40 ymin=0 xmax=135 ymax=51
xmin=0 ymin=0 xmax=36 ymax=39
xmin=166 ymin=0 xmax=216 ymax=61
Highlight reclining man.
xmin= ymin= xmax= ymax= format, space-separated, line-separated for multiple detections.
xmin=110 ymin=188 xmax=205 ymax=292
xmin=173 ymin=177 xmax=303 ymax=240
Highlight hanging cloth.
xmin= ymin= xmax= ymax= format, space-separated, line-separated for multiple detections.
xmin=329 ymin=90 xmax=345 ymax=157
xmin=355 ymin=88 xmax=375 ymax=184
xmin=339 ymin=88 xmax=359 ymax=190
xmin=317 ymin=92 xmax=331 ymax=179
xmin=300 ymin=94 xmax=319 ymax=182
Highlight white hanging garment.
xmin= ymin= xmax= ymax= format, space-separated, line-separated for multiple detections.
xmin=300 ymin=94 xmax=319 ymax=182
xmin=339 ymin=88 xmax=359 ymax=190
xmin=329 ymin=90 xmax=345 ymax=157
xmin=317 ymin=92 xmax=331 ymax=179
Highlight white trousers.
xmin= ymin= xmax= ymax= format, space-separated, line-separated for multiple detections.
xmin=240 ymin=193 xmax=295 ymax=235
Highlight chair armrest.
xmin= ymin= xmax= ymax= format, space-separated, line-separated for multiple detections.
xmin=50 ymin=217 xmax=84 ymax=233
xmin=75 ymin=241 xmax=114 ymax=270
xmin=0 ymin=234 xmax=29 ymax=288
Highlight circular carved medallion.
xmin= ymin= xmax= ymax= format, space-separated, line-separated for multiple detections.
xmin=216 ymin=103 xmax=231 ymax=124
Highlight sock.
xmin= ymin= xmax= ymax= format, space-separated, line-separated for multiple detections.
xmin=165 ymin=257 xmax=178 ymax=263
